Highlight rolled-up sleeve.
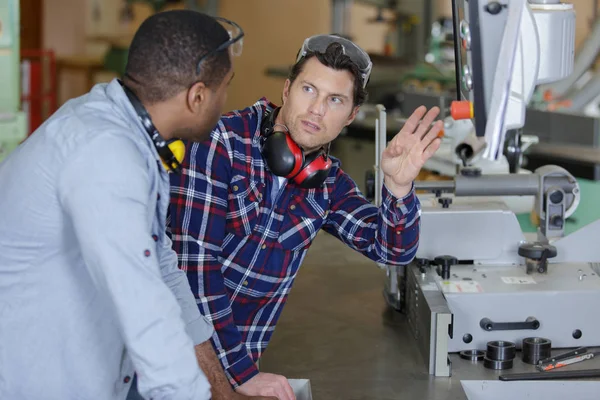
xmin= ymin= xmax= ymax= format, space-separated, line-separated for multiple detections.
xmin=58 ymin=132 xmax=211 ymax=400
xmin=158 ymin=233 xmax=214 ymax=346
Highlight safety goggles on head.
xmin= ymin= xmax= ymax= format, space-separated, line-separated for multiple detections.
xmin=196 ymin=17 xmax=244 ymax=74
xmin=296 ymin=34 xmax=373 ymax=89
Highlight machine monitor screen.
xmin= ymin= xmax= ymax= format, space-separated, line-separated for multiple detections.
xmin=452 ymin=0 xmax=487 ymax=138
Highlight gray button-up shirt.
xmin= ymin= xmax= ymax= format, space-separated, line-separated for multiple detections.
xmin=0 ymin=79 xmax=213 ymax=399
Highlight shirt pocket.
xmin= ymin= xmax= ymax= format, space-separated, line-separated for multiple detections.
xmin=278 ymin=194 xmax=330 ymax=251
xmin=225 ymin=176 xmax=265 ymax=237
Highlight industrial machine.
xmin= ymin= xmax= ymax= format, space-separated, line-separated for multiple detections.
xmin=375 ymin=0 xmax=600 ymax=397
xmin=0 ymin=0 xmax=27 ymax=163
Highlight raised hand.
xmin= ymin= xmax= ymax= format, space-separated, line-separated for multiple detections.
xmin=380 ymin=105 xmax=444 ymax=198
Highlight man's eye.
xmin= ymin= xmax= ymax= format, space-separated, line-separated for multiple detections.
xmin=331 ymin=97 xmax=342 ymax=104
xmin=303 ymin=86 xmax=313 ymax=93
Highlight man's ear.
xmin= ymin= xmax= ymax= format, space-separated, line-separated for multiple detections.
xmin=282 ymin=79 xmax=291 ymax=104
xmin=187 ymin=81 xmax=208 ymax=113
xmin=345 ymin=106 xmax=360 ymax=126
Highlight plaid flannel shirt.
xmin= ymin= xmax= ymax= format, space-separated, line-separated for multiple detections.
xmin=168 ymin=98 xmax=421 ymax=387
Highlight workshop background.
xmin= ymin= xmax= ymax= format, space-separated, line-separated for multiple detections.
xmin=17 ymin=0 xmax=600 ymax=194
xmin=8 ymin=1 xmax=600 ymax=399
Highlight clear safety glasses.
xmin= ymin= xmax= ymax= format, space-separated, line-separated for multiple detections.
xmin=196 ymin=17 xmax=244 ymax=74
xmin=297 ymin=34 xmax=372 ymax=88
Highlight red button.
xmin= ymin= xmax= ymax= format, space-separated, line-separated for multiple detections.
xmin=144 ymin=249 xmax=151 ymax=257
xmin=450 ymin=100 xmax=473 ymax=120
xmin=152 ymin=234 xmax=158 ymax=242
xmin=123 ymin=376 xmax=131 ymax=383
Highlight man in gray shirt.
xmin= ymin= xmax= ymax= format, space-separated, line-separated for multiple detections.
xmin=0 ymin=10 xmax=270 ymax=400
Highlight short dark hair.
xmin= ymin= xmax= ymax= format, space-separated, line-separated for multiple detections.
xmin=124 ymin=10 xmax=230 ymax=104
xmin=287 ymin=42 xmax=368 ymax=107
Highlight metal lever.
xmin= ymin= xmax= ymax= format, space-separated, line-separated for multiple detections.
xmin=480 ymin=317 xmax=540 ymax=331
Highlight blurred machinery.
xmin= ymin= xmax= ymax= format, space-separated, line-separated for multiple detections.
xmin=533 ymin=17 xmax=600 ymax=116
xmin=0 ymin=0 xmax=27 ymax=164
xmin=331 ymin=0 xmax=433 ymax=64
xmin=398 ymin=17 xmax=457 ymax=95
xmin=263 ymin=0 xmax=456 ymax=96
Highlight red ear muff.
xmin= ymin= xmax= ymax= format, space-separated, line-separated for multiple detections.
xmin=260 ymin=107 xmax=331 ymax=189
xmin=292 ymin=150 xmax=332 ymax=189
xmin=261 ymin=130 xmax=304 ymax=178
xmin=285 ymin=133 xmax=304 ymax=178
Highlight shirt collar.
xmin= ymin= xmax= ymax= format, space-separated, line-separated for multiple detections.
xmin=104 ymin=78 xmax=164 ymax=163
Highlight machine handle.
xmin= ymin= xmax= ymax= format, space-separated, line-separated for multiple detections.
xmin=480 ymin=317 xmax=540 ymax=331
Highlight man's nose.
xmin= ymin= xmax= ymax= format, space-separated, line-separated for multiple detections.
xmin=308 ymin=97 xmax=326 ymax=116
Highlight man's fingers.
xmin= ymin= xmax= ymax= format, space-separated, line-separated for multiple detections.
xmin=421 ymin=120 xmax=444 ymax=148
xmin=414 ymin=107 xmax=441 ymax=139
xmin=401 ymin=105 xmax=427 ymax=134
xmin=280 ymin=378 xmax=296 ymax=400
xmin=423 ymin=137 xmax=443 ymax=160
xmin=273 ymin=386 xmax=293 ymax=400
xmin=389 ymin=106 xmax=441 ymax=154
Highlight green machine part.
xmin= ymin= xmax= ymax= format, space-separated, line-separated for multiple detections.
xmin=0 ymin=0 xmax=27 ymax=163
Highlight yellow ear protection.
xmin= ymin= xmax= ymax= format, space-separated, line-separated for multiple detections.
xmin=120 ymin=80 xmax=185 ymax=174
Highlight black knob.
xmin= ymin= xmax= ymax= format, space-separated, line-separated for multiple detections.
xmin=417 ymin=258 xmax=430 ymax=273
xmin=438 ymin=197 xmax=452 ymax=208
xmin=460 ymin=167 xmax=482 ymax=177
xmin=435 ymin=255 xmax=458 ymax=267
xmin=549 ymin=190 xmax=564 ymax=204
xmin=485 ymin=1 xmax=505 ymax=15
xmin=434 ymin=255 xmax=458 ymax=280
xmin=518 ymin=243 xmax=557 ymax=260
xmin=417 ymin=258 xmax=430 ymax=267
xmin=550 ymin=215 xmax=564 ymax=228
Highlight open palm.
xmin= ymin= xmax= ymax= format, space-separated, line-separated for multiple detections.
xmin=381 ymin=106 xmax=444 ymax=193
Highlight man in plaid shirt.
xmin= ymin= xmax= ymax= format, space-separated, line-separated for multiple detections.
xmin=168 ymin=34 xmax=443 ymax=399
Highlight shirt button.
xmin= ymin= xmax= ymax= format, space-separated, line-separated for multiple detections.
xmin=233 ymin=185 xmax=239 ymax=191
xmin=261 ymin=244 xmax=267 ymax=250
xmin=257 ymin=193 xmax=262 ymax=200
xmin=123 ymin=376 xmax=131 ymax=384
xmin=152 ymin=234 xmax=158 ymax=242
xmin=396 ymin=230 xmax=401 ymax=235
xmin=243 ymin=280 xmax=249 ymax=286
xmin=144 ymin=249 xmax=151 ymax=257
xmin=290 ymin=204 xmax=296 ymax=210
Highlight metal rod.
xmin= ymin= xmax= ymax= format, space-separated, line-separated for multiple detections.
xmin=375 ymin=105 xmax=387 ymax=207
xmin=331 ymin=0 xmax=352 ymax=36
xmin=414 ymin=180 xmax=456 ymax=193
xmin=374 ymin=117 xmax=381 ymax=207
xmin=415 ymin=174 xmax=577 ymax=197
